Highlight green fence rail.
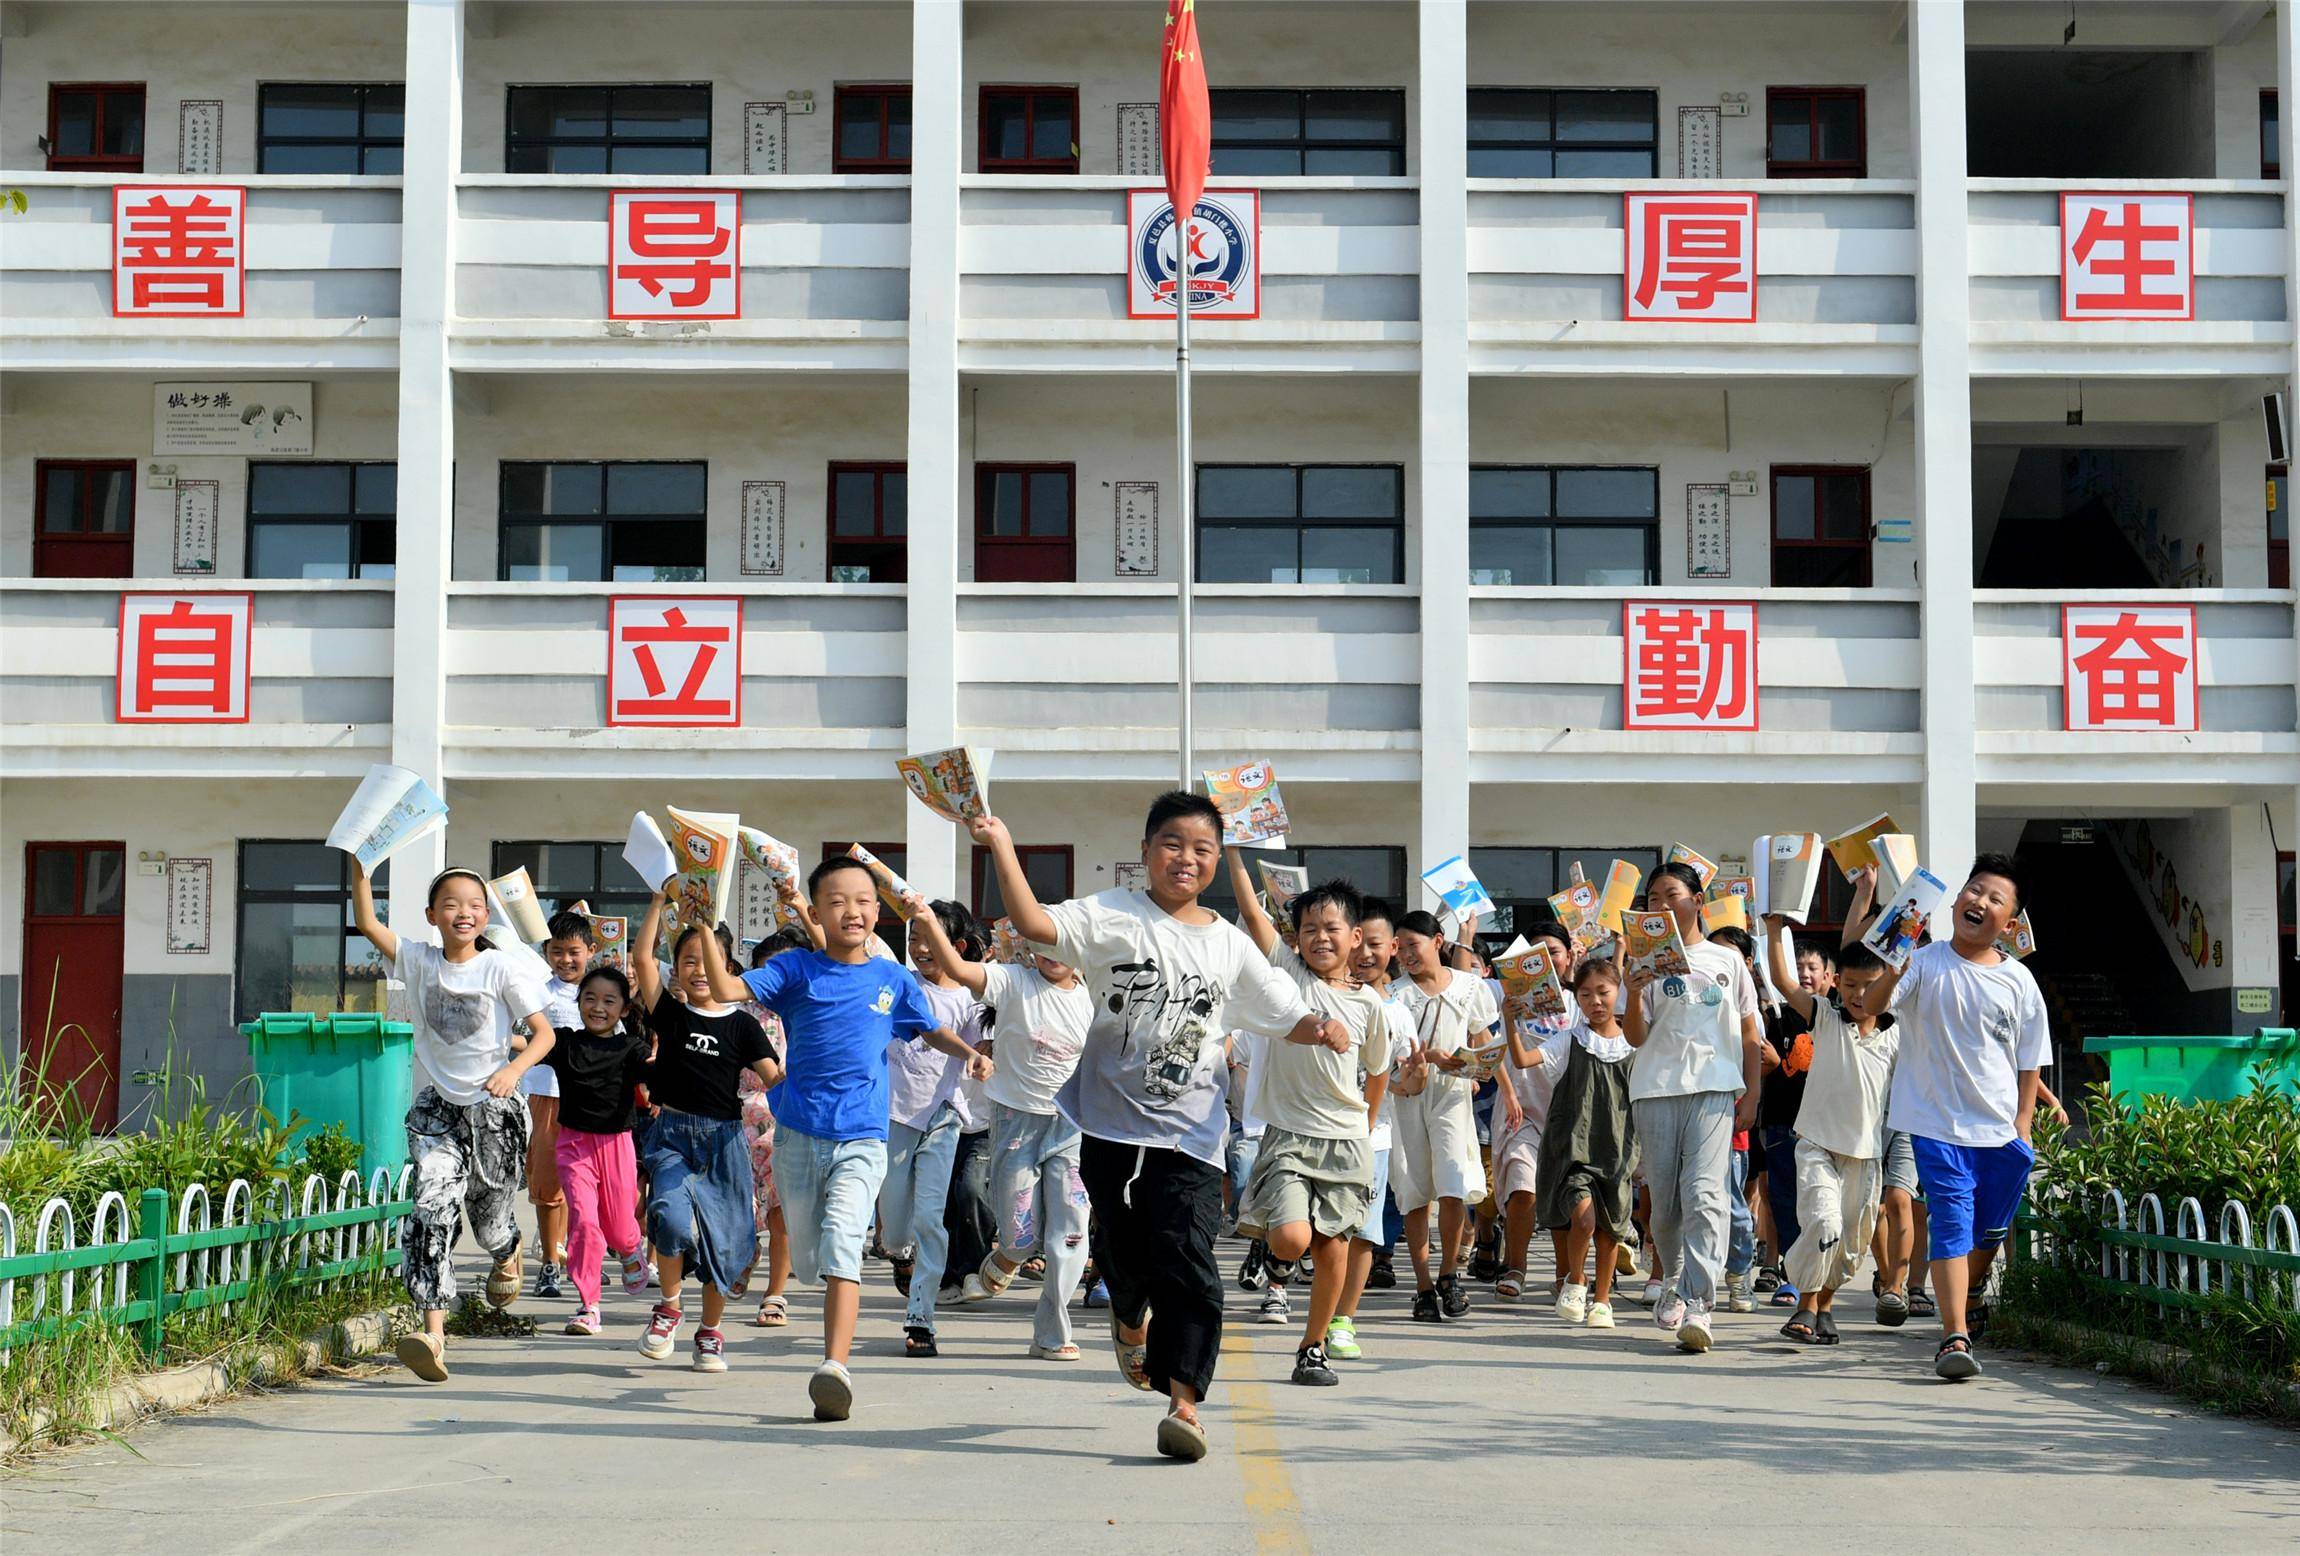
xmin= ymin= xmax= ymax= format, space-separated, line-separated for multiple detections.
xmin=2013 ymin=1189 xmax=2300 ymax=1315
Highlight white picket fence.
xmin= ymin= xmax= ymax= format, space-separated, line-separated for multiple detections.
xmin=2017 ymin=1188 xmax=2300 ymax=1318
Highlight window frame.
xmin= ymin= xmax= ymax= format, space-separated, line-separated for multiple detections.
xmin=826 ymin=460 xmax=909 ymax=582
xmin=1208 ymin=87 xmax=1408 ymax=177
xmin=32 ymin=459 xmax=138 ymax=579
xmin=2270 ymin=462 xmax=2289 ymax=590
xmin=973 ymin=461 xmax=1077 ymax=582
xmin=46 ymin=82 xmax=145 ymax=173
xmin=1194 ymin=462 xmax=1407 ymax=586
xmin=834 ymin=83 xmax=912 ymax=173
xmin=245 ymin=460 xmax=397 ymax=580
xmin=1768 ymin=464 xmax=1873 ymax=588
xmin=256 ymin=81 xmax=406 ymax=174
xmin=969 ymin=844 xmax=1074 ymax=924
xmin=978 ymin=84 xmax=1080 ymax=174
xmin=232 ymin=840 xmax=389 ymax=1023
xmin=504 ymin=82 xmax=713 ymax=174
xmin=1465 ymin=87 xmax=1658 ymax=179
xmin=1468 ymin=464 xmax=1661 ymax=587
xmin=2264 ymin=89 xmax=2281 ymax=180
xmin=1765 ymin=86 xmax=1867 ymax=179
xmin=496 ymin=459 xmax=709 ymax=584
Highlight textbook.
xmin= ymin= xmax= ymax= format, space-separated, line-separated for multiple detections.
xmin=1666 ymin=842 xmax=1719 ymax=889
xmin=1874 ymin=833 xmax=1922 ymax=906
xmin=1825 ymin=813 xmax=1903 ymax=881
xmin=1996 ymin=909 xmax=2038 ymax=961
xmin=1752 ymin=832 xmax=1826 ymax=924
xmin=590 ymin=913 xmax=631 ymax=972
xmin=1699 ymin=885 xmax=1750 ymax=934
xmin=622 ymin=811 xmax=678 ymax=893
xmin=737 ymin=827 xmax=809 ymax=936
xmin=488 ymin=866 xmax=551 ymax=945
xmin=1597 ymin=859 xmax=1644 ymax=934
xmin=1204 ymin=759 xmax=1290 ymax=846
xmin=990 ymin=916 xmax=1033 ymax=964
xmin=897 ymin=746 xmax=990 ymax=825
xmin=1421 ymin=854 xmax=1497 ymax=924
xmin=327 ymin=763 xmax=448 ymax=874
xmin=665 ymin=808 xmax=741 ymax=944
xmin=1495 ymin=940 xmax=1570 ymax=1024
xmin=1863 ymin=865 xmax=1948 ymax=971
xmin=1547 ymin=877 xmax=1603 ymax=950
xmin=1622 ymin=911 xmax=1693 ymax=980
xmin=1257 ymin=861 xmax=1309 ymax=918
xmin=847 ymin=843 xmax=917 ymax=920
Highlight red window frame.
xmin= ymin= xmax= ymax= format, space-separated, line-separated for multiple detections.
xmin=1770 ymin=465 xmax=1872 ymax=588
xmin=973 ymin=462 xmax=1077 ymax=583
xmin=834 ymin=83 xmax=911 ymax=173
xmin=826 ymin=461 xmax=907 ymax=583
xmin=47 ymin=83 xmax=145 ymax=173
xmin=970 ymin=844 xmax=1074 ymax=924
xmin=979 ymin=85 xmax=1080 ymax=174
xmin=1765 ymin=86 xmax=1866 ymax=179
xmin=2264 ymin=89 xmax=2280 ymax=179
xmin=33 ymin=459 xmax=137 ymax=579
xmin=2271 ymin=463 xmax=2290 ymax=590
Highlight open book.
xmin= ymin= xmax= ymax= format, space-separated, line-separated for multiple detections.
xmin=663 ymin=808 xmax=740 ymax=944
xmin=737 ymin=827 xmax=809 ymax=938
xmin=488 ymin=866 xmax=551 ymax=945
xmin=1421 ymin=855 xmax=1496 ymax=924
xmin=1862 ymin=865 xmax=1949 ymax=971
xmin=1495 ymin=939 xmax=1570 ymax=1024
xmin=1666 ymin=842 xmax=1719 ymax=889
xmin=1257 ymin=860 xmax=1309 ymax=920
xmin=1204 ymin=759 xmax=1290 ymax=846
xmin=897 ymin=746 xmax=990 ymax=825
xmin=1825 ymin=813 xmax=1903 ymax=881
xmin=847 ymin=843 xmax=916 ymax=921
xmin=327 ymin=763 xmax=448 ymax=874
xmin=1623 ymin=911 xmax=1693 ymax=980
xmin=1752 ymin=832 xmax=1825 ymax=924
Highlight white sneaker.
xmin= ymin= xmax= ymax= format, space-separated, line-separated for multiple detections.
xmin=1256 ymin=1288 xmax=1291 ymax=1325
xmin=1584 ymin=1300 xmax=1616 ymax=1329
xmin=960 ymin=1272 xmax=998 ymax=1304
xmin=808 ymin=1359 xmax=853 ymax=1422
xmin=1677 ymin=1301 xmax=1714 ymax=1352
xmin=1654 ymin=1286 xmax=1687 ymax=1332
xmin=1724 ymin=1270 xmax=1756 ymax=1313
xmin=1554 ymin=1281 xmax=1589 ymax=1325
xmin=1638 ymin=1276 xmax=1664 ymax=1308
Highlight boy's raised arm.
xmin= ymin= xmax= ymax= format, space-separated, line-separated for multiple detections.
xmin=349 ymin=860 xmax=397 ymax=964
xmin=969 ymin=814 xmax=1060 ymax=947
xmin=1762 ymin=915 xmax=1816 ymax=1022
xmin=1224 ymin=845 xmax=1279 ymax=956
xmin=902 ymin=892 xmax=991 ymax=998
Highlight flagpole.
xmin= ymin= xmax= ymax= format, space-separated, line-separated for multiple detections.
xmin=1175 ymin=210 xmax=1196 ymax=793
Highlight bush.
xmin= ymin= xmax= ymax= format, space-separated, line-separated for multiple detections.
xmin=2034 ymin=1071 xmax=2300 ymax=1218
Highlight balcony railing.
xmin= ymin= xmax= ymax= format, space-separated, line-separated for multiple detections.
xmin=0 ymin=580 xmax=393 ymax=777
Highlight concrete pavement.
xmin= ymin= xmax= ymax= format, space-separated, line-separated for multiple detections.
xmin=4 ymin=1244 xmax=2295 ymax=1554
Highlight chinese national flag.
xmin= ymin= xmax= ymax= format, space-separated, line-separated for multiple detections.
xmin=1161 ymin=0 xmax=1209 ymax=218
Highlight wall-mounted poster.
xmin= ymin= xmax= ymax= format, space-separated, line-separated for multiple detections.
xmin=165 ymin=857 xmax=214 ymax=954
xmin=1115 ymin=481 xmax=1160 ymax=576
xmin=1676 ymin=106 xmax=1720 ymax=180
xmin=1118 ymin=104 xmax=1161 ymax=177
xmin=743 ymin=102 xmax=788 ymax=174
xmin=740 ymin=480 xmax=786 ymax=576
xmin=1686 ymin=482 xmax=1731 ymax=578
xmin=172 ymin=479 xmax=220 ymax=575
xmin=178 ymin=101 xmax=223 ymax=175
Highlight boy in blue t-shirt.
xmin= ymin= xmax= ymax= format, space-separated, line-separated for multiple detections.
xmin=698 ymin=855 xmax=987 ymax=1424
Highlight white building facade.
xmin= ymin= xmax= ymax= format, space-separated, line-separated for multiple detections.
xmin=2 ymin=0 xmax=2295 ymax=1127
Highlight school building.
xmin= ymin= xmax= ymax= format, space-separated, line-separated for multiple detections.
xmin=2 ymin=0 xmax=2296 ymax=1127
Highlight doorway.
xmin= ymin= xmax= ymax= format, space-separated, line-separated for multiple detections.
xmin=21 ymin=842 xmax=128 ymax=1131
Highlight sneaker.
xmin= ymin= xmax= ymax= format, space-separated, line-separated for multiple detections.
xmin=1291 ymin=1344 xmax=1340 ymax=1387
xmin=1724 ymin=1270 xmax=1755 ymax=1314
xmin=1366 ymin=1254 xmax=1398 ymax=1290
xmin=1237 ymin=1241 xmax=1270 ymax=1291
xmin=809 ymin=1359 xmax=854 ymax=1421
xmin=1325 ymin=1317 xmax=1362 ymax=1360
xmin=1555 ymin=1281 xmax=1589 ymax=1325
xmin=564 ymin=1306 xmax=602 ymax=1336
xmin=1655 ymin=1286 xmax=1687 ymax=1332
xmin=534 ymin=1263 xmax=564 ymax=1300
xmin=619 ymin=1251 xmax=650 ymax=1298
xmin=638 ymin=1302 xmax=681 ymax=1360
xmin=692 ymin=1326 xmax=727 ymax=1372
xmin=1083 ymin=1279 xmax=1110 ymax=1309
xmin=1438 ymin=1273 xmax=1470 ymax=1319
xmin=1411 ymin=1287 xmax=1442 ymax=1323
xmin=1638 ymin=1276 xmax=1664 ymax=1309
xmin=1584 ymin=1300 xmax=1616 ymax=1329
xmin=1677 ymin=1301 xmax=1714 ymax=1353
xmin=1257 ymin=1288 xmax=1291 ymax=1325
xmin=646 ymin=1258 xmax=660 ymax=1290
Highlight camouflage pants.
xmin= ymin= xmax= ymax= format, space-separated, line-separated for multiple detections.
xmin=401 ymin=1087 xmax=528 ymax=1310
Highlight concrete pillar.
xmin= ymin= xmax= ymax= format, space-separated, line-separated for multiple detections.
xmin=2222 ymin=804 xmax=2283 ymax=1033
xmin=1416 ymin=0 xmax=1470 ymax=887
xmin=2279 ymin=3 xmax=2300 ymax=865
xmin=387 ymin=0 xmax=462 ymax=932
xmin=1908 ymin=0 xmax=1977 ymax=877
xmin=904 ymin=0 xmax=963 ymax=900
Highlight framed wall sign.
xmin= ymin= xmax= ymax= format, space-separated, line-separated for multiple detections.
xmin=740 ymin=479 xmax=786 ymax=576
xmin=1115 ymin=481 xmax=1160 ymax=576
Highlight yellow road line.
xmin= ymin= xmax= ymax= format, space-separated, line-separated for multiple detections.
xmin=1220 ymin=1323 xmax=1310 ymax=1555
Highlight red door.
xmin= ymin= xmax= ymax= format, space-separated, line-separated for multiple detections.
xmin=21 ymin=843 xmax=127 ymax=1132
xmin=34 ymin=460 xmax=137 ymax=578
xmin=975 ymin=464 xmax=1076 ymax=582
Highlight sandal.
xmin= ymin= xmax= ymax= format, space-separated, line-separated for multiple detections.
xmin=1876 ymin=1288 xmax=1910 ymax=1327
xmin=1019 ymin=1256 xmax=1047 ymax=1282
xmin=1813 ymin=1311 xmax=1840 ymax=1346
xmin=485 ymin=1240 xmax=524 ymax=1309
xmin=1110 ymin=1314 xmax=1153 ymax=1391
xmin=1968 ymin=1299 xmax=1991 ymax=1342
xmin=1411 ymin=1287 xmax=1442 ymax=1323
xmin=1934 ymin=1332 xmax=1980 ymax=1380
xmin=1494 ymin=1267 xmax=1525 ymax=1301
xmin=891 ymin=1255 xmax=914 ymax=1297
xmin=1769 ymin=1282 xmax=1802 ymax=1307
xmin=753 ymin=1293 xmax=789 ymax=1328
xmin=1909 ymin=1289 xmax=1937 ymax=1319
xmin=903 ymin=1324 xmax=939 ymax=1358
xmin=1033 ymin=1341 xmax=1083 ymax=1361
xmin=1779 ymin=1309 xmax=1821 ymax=1344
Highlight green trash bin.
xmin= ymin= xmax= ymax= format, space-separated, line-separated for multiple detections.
xmin=2082 ymin=1028 xmax=2300 ymax=1111
xmin=242 ymin=1012 xmax=416 ymax=1176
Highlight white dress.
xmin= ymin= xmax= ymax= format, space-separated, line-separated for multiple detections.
xmin=1387 ymin=970 xmax=1499 ymax=1212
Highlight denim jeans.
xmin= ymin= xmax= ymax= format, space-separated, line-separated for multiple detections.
xmin=775 ymin=1126 xmax=887 ymax=1286
xmin=943 ymin=1127 xmax=996 ymax=1285
xmin=1726 ymin=1141 xmax=1758 ymax=1277
xmin=880 ymin=1104 xmax=962 ymax=1334
xmin=988 ymin=1103 xmax=1092 ymax=1352
xmin=1224 ymin=1127 xmax=1262 ymax=1213
xmin=1760 ymin=1123 xmax=1803 ymax=1273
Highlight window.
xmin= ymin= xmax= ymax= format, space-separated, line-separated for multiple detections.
xmin=1468 ymin=846 xmax=1662 ymax=948
xmin=827 ymin=462 xmax=908 ymax=582
xmin=979 ymin=86 xmax=1078 ymax=174
xmin=1469 ymin=467 xmax=1658 ymax=587
xmin=47 ymin=84 xmax=144 ymax=172
xmin=490 ymin=842 xmax=653 ymax=929
xmin=235 ymin=842 xmax=389 ymax=1022
xmin=506 ymin=84 xmax=711 ymax=173
xmin=1197 ymin=465 xmax=1404 ymax=584
xmin=33 ymin=460 xmax=136 ymax=579
xmin=2270 ymin=464 xmax=2289 ymax=590
xmin=1198 ymin=845 xmax=1407 ymax=921
xmin=499 ymin=461 xmax=706 ymax=583
xmin=1770 ymin=466 xmax=1872 ymax=587
xmin=2278 ymin=851 xmax=2295 ymax=1028
xmin=823 ymin=842 xmax=908 ymax=957
xmin=974 ymin=463 xmax=1075 ymax=582
xmin=970 ymin=845 xmax=1074 ymax=923
xmin=247 ymin=463 xmax=396 ymax=579
xmin=258 ymin=83 xmax=405 ymax=173
xmin=835 ymin=84 xmax=911 ymax=172
xmin=1466 ymin=89 xmax=1657 ymax=178
xmin=2264 ymin=90 xmax=2280 ymax=179
xmin=1767 ymin=87 xmax=1866 ymax=178
xmin=1210 ymin=89 xmax=1405 ymax=175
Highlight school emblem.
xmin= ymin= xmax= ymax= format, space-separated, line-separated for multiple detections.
xmin=1127 ymin=190 xmax=1261 ymax=320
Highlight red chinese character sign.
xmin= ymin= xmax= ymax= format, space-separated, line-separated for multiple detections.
xmin=608 ymin=597 xmax=742 ymax=727
xmin=2062 ymin=604 xmax=2198 ymax=732
xmin=1623 ymin=192 xmax=1757 ymax=323
xmin=113 ymin=185 xmax=245 ymax=317
xmin=1623 ymin=602 xmax=1759 ymax=732
xmin=2059 ymin=193 xmax=2192 ymax=321
xmin=116 ymin=593 xmax=252 ymax=723
xmin=609 ymin=191 xmax=741 ymax=320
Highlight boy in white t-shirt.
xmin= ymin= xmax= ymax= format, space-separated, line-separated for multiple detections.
xmin=1849 ymin=853 xmax=2049 ymax=1381
xmin=973 ymin=795 xmax=1341 ymax=1464
xmin=1764 ymin=922 xmax=1898 ymax=1346
xmin=1224 ymin=850 xmax=1391 ymax=1388
xmin=1622 ymin=862 xmax=1763 ymax=1354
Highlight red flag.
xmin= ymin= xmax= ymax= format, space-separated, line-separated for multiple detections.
xmin=1160 ymin=0 xmax=1209 ymax=220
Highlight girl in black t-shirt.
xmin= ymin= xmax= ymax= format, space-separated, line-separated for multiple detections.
xmin=632 ymin=894 xmax=782 ymax=1374
xmin=539 ymin=965 xmax=652 ymax=1335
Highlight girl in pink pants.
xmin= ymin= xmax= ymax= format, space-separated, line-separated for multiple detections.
xmin=539 ymin=966 xmax=654 ymax=1333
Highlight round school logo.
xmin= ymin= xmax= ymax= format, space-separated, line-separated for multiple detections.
xmin=1661 ymin=976 xmax=1688 ymax=1000
xmin=1127 ymin=191 xmax=1261 ymax=320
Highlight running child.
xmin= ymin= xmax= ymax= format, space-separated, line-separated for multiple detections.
xmin=1389 ymin=910 xmax=1500 ymax=1323
xmin=1491 ymin=919 xmax=1579 ymax=1303
xmin=738 ymin=926 xmax=812 ymax=1328
xmin=525 ymin=910 xmax=593 ymax=1300
xmin=1326 ymin=897 xmax=1416 ymax=1360
xmin=971 ymin=795 xmax=1342 ymax=1463
xmin=540 ymin=964 xmax=654 ymax=1335
xmin=1528 ymin=958 xmax=1639 ymax=1328
xmin=349 ymin=864 xmax=552 ymax=1383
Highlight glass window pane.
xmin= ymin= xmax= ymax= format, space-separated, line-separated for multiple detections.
xmin=504 ymin=144 xmax=552 ymax=174
xmin=610 ymin=143 xmax=709 ymax=173
xmin=1211 ymin=90 xmax=1300 ymax=142
xmin=887 ymin=96 xmax=912 ymax=159
xmin=883 ymin=474 xmax=908 ymax=535
xmin=1467 ymin=89 xmax=1549 ymax=143
xmin=833 ymin=471 xmax=879 ymax=535
xmin=1302 ymin=466 xmax=1400 ymax=519
xmin=82 ymin=850 xmax=124 ymax=916
xmin=1027 ymin=471 xmax=1071 ymax=536
xmin=92 ymin=468 xmax=134 ymax=532
xmin=53 ymin=92 xmax=98 ymax=156
xmin=354 ymin=463 xmax=397 ymax=514
xmin=2271 ymin=473 xmax=2289 ymax=542
xmin=1469 ymin=146 xmax=1552 ymax=177
xmin=1471 ymin=468 xmax=1549 ymax=519
xmin=544 ymin=144 xmax=610 ymax=174
xmin=1306 ymin=91 xmax=1402 ymax=142
xmin=984 ymin=95 xmax=1029 ymax=161
xmin=1470 ymin=847 xmax=1557 ymax=904
xmin=1303 ymin=846 xmax=1405 ymax=897
xmin=1555 ymin=468 xmax=1656 ymax=518
xmin=1774 ymin=475 xmax=1817 ymax=540
xmin=1030 ymin=98 xmax=1074 ymax=161
xmin=263 ymin=85 xmax=360 ymax=139
xmin=1556 ymin=91 xmax=1654 ymax=144
xmin=612 ymin=86 xmax=708 ymax=139
xmin=509 ymin=86 xmax=606 ymax=141
xmin=107 ymin=93 xmax=144 ymax=156
xmin=1771 ymin=98 xmax=1813 ymax=162
xmin=1301 ymin=525 xmax=1396 ymax=584
xmin=527 ymin=843 xmax=604 ymax=895
xmin=41 ymin=467 xmax=81 ymax=532
xmin=1555 ymin=526 xmax=1652 ymax=586
xmin=840 ymin=101 xmax=885 ymax=160
xmin=1199 ymin=466 xmax=1298 ymax=519
xmin=355 ymin=519 xmax=395 ymax=575
xmin=251 ymin=522 xmax=353 ymax=579
xmin=1199 ymin=525 xmax=1297 ymax=583
xmin=987 ymin=471 xmax=1023 ymax=535
xmin=606 ymin=462 xmax=706 ymax=515
xmin=1210 ymin=146 xmax=1303 ymax=176
xmin=237 ymin=902 xmax=331 ymax=1015
xmin=1555 ymin=148 xmax=1653 ymax=177
xmin=263 ymin=142 xmax=361 ymax=174
xmin=503 ymin=522 xmax=604 ymax=582
xmin=32 ymin=851 xmax=77 ymax=915
xmin=251 ymin=463 xmax=351 ymax=515
xmin=1820 ymin=474 xmax=1867 ymax=539
xmin=241 ymin=841 xmax=341 ymax=894
xmin=365 ymin=86 xmax=405 ymax=139
xmin=2265 ymin=102 xmax=2280 ymax=170
xmin=1817 ymin=96 xmax=1861 ymax=161
xmin=609 ymin=517 xmax=707 ymax=581
xmin=1304 ymin=146 xmax=1402 ymax=175
xmin=1469 ymin=524 xmax=1552 ymax=586
xmin=505 ymin=462 xmax=602 ymax=516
